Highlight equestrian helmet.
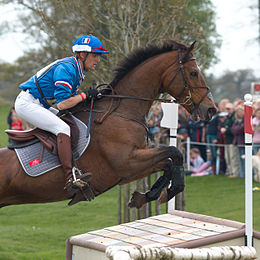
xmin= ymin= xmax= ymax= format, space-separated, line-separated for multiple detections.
xmin=72 ymin=35 xmax=109 ymax=54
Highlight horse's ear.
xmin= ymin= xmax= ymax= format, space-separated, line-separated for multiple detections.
xmin=182 ymin=41 xmax=196 ymax=62
xmin=187 ymin=41 xmax=196 ymax=53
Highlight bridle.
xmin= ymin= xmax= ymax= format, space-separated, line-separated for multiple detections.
xmin=164 ymin=49 xmax=210 ymax=115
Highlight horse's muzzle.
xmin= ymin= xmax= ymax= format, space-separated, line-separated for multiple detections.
xmin=191 ymin=105 xmax=217 ymax=122
xmin=207 ymin=107 xmax=217 ymax=121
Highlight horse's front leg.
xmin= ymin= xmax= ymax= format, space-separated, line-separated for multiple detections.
xmin=125 ymin=146 xmax=185 ymax=209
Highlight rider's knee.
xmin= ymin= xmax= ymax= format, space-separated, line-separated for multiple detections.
xmin=56 ymin=123 xmax=71 ymax=136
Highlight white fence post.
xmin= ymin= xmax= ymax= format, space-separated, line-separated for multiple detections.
xmin=187 ymin=137 xmax=190 ymax=171
xmin=244 ymin=93 xmax=253 ymax=247
xmin=160 ymin=102 xmax=178 ymax=212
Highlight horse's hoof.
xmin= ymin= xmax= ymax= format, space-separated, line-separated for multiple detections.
xmin=68 ymin=190 xmax=86 ymax=206
xmin=128 ymin=191 xmax=147 ymax=209
xmin=158 ymin=187 xmax=168 ymax=205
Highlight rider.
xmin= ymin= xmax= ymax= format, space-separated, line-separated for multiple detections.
xmin=14 ymin=34 xmax=109 ymax=195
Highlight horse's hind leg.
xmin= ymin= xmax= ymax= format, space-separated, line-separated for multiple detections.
xmin=128 ymin=159 xmax=185 ymax=208
xmin=146 ymin=159 xmax=185 ymax=203
xmin=128 ymin=146 xmax=185 ymax=208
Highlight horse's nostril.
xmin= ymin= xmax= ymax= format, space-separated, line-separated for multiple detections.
xmin=207 ymin=107 xmax=217 ymax=119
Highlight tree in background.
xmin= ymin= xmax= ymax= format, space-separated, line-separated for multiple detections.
xmin=207 ymin=69 xmax=257 ymax=102
xmin=0 ymin=0 xmax=219 ymax=102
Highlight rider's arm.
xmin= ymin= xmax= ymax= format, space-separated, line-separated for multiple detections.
xmin=57 ymin=93 xmax=86 ymax=110
xmin=53 ymin=63 xmax=87 ymax=110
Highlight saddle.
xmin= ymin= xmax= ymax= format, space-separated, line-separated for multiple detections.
xmin=6 ymin=115 xmax=79 ymax=155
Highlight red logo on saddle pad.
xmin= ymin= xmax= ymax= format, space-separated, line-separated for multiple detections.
xmin=29 ymin=158 xmax=40 ymax=167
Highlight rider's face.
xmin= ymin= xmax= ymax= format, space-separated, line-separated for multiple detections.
xmin=83 ymin=53 xmax=101 ymax=71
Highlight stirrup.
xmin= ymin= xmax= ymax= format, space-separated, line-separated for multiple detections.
xmin=72 ymin=167 xmax=91 ymax=188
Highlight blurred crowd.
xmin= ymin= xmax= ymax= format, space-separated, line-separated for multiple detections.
xmin=147 ymin=98 xmax=260 ymax=182
xmin=7 ymin=106 xmax=33 ymax=143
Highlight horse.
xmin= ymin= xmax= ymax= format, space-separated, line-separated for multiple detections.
xmin=0 ymin=40 xmax=217 ymax=209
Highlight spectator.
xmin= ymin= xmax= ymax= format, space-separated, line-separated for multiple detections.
xmin=254 ymin=98 xmax=260 ymax=110
xmin=221 ymin=102 xmax=240 ymax=177
xmin=233 ymin=98 xmax=243 ymax=108
xmin=178 ymin=128 xmax=189 ymax=144
xmin=190 ymin=149 xmax=212 ymax=176
xmin=7 ymin=106 xmax=23 ymax=144
xmin=206 ymin=111 xmax=219 ymax=175
xmin=11 ymin=110 xmax=23 ymax=131
xmin=178 ymin=106 xmax=189 ymax=130
xmin=187 ymin=118 xmax=207 ymax=161
xmin=177 ymin=127 xmax=189 ymax=164
xmin=218 ymin=99 xmax=230 ymax=112
xmin=217 ymin=112 xmax=228 ymax=174
xmin=7 ymin=107 xmax=14 ymax=130
xmin=186 ymin=147 xmax=205 ymax=175
xmin=252 ymin=107 xmax=260 ymax=155
xmin=231 ymin=105 xmax=245 ymax=178
xmin=147 ymin=103 xmax=163 ymax=146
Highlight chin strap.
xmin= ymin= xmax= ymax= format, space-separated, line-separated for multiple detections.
xmin=77 ymin=52 xmax=89 ymax=71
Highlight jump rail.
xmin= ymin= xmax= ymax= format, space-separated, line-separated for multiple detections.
xmin=106 ymin=246 xmax=257 ymax=260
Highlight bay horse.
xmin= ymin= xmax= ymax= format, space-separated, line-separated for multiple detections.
xmin=0 ymin=40 xmax=217 ymax=209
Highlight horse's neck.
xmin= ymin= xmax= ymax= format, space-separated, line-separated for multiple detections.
xmin=113 ymin=53 xmax=175 ymax=117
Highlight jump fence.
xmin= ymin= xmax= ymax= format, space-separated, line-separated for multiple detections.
xmin=106 ymin=246 xmax=257 ymax=260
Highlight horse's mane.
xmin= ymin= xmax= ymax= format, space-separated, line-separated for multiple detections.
xmin=109 ymin=40 xmax=188 ymax=88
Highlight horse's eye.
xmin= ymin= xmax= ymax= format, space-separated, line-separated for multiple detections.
xmin=190 ymin=71 xmax=198 ymax=78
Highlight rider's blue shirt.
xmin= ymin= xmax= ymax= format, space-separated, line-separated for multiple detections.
xmin=19 ymin=57 xmax=85 ymax=108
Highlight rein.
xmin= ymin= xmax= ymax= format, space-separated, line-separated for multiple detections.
xmin=85 ymin=108 xmax=149 ymax=132
xmin=97 ymin=82 xmax=174 ymax=103
xmin=100 ymin=93 xmax=175 ymax=103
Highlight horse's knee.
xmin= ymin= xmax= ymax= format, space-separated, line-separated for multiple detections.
xmin=174 ymin=149 xmax=183 ymax=164
xmin=158 ymin=145 xmax=183 ymax=165
xmin=168 ymin=146 xmax=183 ymax=165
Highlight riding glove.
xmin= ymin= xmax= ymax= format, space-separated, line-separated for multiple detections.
xmin=85 ymin=88 xmax=101 ymax=100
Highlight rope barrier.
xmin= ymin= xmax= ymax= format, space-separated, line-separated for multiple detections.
xmin=106 ymin=246 xmax=257 ymax=260
xmin=182 ymin=140 xmax=260 ymax=148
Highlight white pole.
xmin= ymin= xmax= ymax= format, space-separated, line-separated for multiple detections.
xmin=160 ymin=102 xmax=179 ymax=212
xmin=169 ymin=128 xmax=177 ymax=147
xmin=187 ymin=137 xmax=191 ymax=171
xmin=168 ymin=127 xmax=177 ymax=212
xmin=244 ymin=93 xmax=253 ymax=247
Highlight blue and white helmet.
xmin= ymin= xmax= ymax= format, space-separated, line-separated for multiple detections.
xmin=72 ymin=35 xmax=109 ymax=54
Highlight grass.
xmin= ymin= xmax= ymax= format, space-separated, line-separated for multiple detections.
xmin=185 ymin=174 xmax=260 ymax=228
xmin=0 ymin=175 xmax=259 ymax=260
xmin=0 ymin=105 xmax=260 ymax=259
xmin=0 ymin=106 xmax=10 ymax=147
xmin=0 ymin=188 xmax=119 ymax=260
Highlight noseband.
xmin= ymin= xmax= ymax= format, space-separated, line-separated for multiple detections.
xmin=165 ymin=50 xmax=210 ymax=115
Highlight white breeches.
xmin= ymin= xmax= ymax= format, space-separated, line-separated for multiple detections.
xmin=14 ymin=90 xmax=70 ymax=136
